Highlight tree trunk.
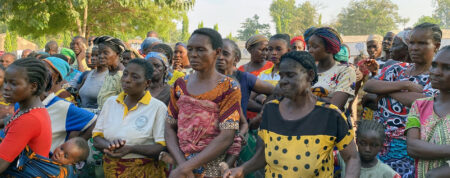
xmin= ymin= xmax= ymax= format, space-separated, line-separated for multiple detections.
xmin=68 ymin=0 xmax=82 ymax=36
xmin=82 ymin=2 xmax=88 ymax=38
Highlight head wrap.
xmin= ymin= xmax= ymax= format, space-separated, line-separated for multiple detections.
xmin=303 ymin=27 xmax=317 ymax=43
xmin=366 ymin=34 xmax=383 ymax=43
xmin=60 ymin=48 xmax=76 ymax=62
xmin=312 ymin=27 xmax=342 ymax=54
xmin=145 ymin=52 xmax=169 ymax=69
xmin=141 ymin=37 xmax=162 ymax=51
xmin=396 ymin=30 xmax=411 ymax=46
xmin=334 ymin=45 xmax=349 ymax=62
xmin=43 ymin=57 xmax=70 ymax=81
xmin=94 ymin=36 xmax=126 ymax=55
xmin=290 ymin=36 xmax=306 ymax=48
xmin=245 ymin=35 xmax=268 ymax=50
xmin=175 ymin=42 xmax=187 ymax=49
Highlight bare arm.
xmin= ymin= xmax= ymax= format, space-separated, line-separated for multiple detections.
xmin=247 ymin=92 xmax=263 ymax=112
xmin=330 ymin=92 xmax=350 ymax=111
xmin=388 ymin=92 xmax=426 ymax=107
xmin=407 ymin=128 xmax=450 ymax=159
xmin=339 ymin=140 xmax=360 ymax=178
xmin=223 ymin=137 xmax=266 ymax=178
xmin=252 ymin=79 xmax=274 ymax=95
xmin=0 ymin=159 xmax=10 ymax=174
xmin=165 ymin=121 xmax=187 ymax=165
xmin=364 ymin=80 xmax=407 ymax=94
xmin=127 ymin=144 xmax=165 ymax=159
xmin=92 ymin=136 xmax=111 ymax=151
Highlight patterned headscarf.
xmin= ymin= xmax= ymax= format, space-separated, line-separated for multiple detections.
xmin=396 ymin=30 xmax=411 ymax=46
xmin=290 ymin=36 xmax=306 ymax=49
xmin=303 ymin=26 xmax=317 ymax=43
xmin=245 ymin=35 xmax=268 ymax=50
xmin=93 ymin=36 xmax=126 ymax=55
xmin=145 ymin=52 xmax=169 ymax=69
xmin=312 ymin=27 xmax=342 ymax=54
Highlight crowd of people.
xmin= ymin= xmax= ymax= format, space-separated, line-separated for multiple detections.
xmin=0 ymin=22 xmax=447 ymax=178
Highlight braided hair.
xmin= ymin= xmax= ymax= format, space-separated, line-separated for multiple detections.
xmin=311 ymin=27 xmax=342 ymax=55
xmin=93 ymin=36 xmax=126 ymax=59
xmin=413 ymin=22 xmax=442 ymax=43
xmin=9 ymin=58 xmax=48 ymax=96
xmin=280 ymin=51 xmax=318 ymax=85
xmin=356 ymin=120 xmax=385 ymax=142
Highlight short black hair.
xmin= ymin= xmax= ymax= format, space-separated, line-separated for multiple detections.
xmin=128 ymin=58 xmax=154 ymax=80
xmin=10 ymin=58 xmax=48 ymax=96
xmin=270 ymin=34 xmax=291 ymax=48
xmin=190 ymin=28 xmax=223 ymax=50
xmin=73 ymin=36 xmax=87 ymax=45
xmin=223 ymin=39 xmax=241 ymax=61
xmin=280 ymin=51 xmax=318 ymax=85
xmin=151 ymin=43 xmax=174 ymax=64
xmin=413 ymin=22 xmax=442 ymax=43
xmin=51 ymin=54 xmax=70 ymax=63
xmin=71 ymin=137 xmax=90 ymax=162
xmin=356 ymin=120 xmax=385 ymax=143
xmin=45 ymin=41 xmax=58 ymax=52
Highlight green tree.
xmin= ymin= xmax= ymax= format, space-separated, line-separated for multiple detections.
xmin=269 ymin=0 xmax=320 ymax=36
xmin=214 ymin=23 xmax=219 ymax=32
xmin=0 ymin=0 xmax=192 ymax=42
xmin=10 ymin=30 xmax=17 ymax=51
xmin=335 ymin=0 xmax=408 ymax=35
xmin=433 ymin=0 xmax=449 ymax=28
xmin=182 ymin=14 xmax=189 ymax=42
xmin=198 ymin=21 xmax=204 ymax=29
xmin=415 ymin=16 xmax=441 ymax=27
xmin=4 ymin=30 xmax=12 ymax=52
xmin=226 ymin=32 xmax=238 ymax=41
xmin=237 ymin=14 xmax=271 ymax=41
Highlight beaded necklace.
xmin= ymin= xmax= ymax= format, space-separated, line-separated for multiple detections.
xmin=6 ymin=107 xmax=45 ymax=125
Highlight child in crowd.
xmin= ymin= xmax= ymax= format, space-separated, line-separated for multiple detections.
xmin=341 ymin=120 xmax=400 ymax=178
xmin=51 ymin=137 xmax=90 ymax=165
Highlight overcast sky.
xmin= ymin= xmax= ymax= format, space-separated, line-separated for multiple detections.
xmin=178 ymin=0 xmax=435 ymax=36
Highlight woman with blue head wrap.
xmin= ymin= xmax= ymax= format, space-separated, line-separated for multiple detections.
xmin=145 ymin=52 xmax=171 ymax=105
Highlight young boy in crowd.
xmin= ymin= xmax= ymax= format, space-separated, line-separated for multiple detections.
xmin=51 ymin=137 xmax=90 ymax=165
xmin=341 ymin=120 xmax=400 ymax=178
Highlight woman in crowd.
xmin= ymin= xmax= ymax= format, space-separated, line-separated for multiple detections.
xmin=145 ymin=52 xmax=171 ymax=105
xmin=60 ymin=48 xmax=82 ymax=83
xmin=70 ymin=36 xmax=89 ymax=72
xmin=406 ymin=46 xmax=450 ymax=178
xmin=79 ymin=45 xmax=108 ymax=111
xmin=0 ymin=65 xmax=14 ymax=124
xmin=364 ymin=22 xmax=441 ymax=177
xmin=216 ymin=39 xmax=274 ymax=173
xmin=238 ymin=35 xmax=272 ymax=76
xmin=173 ymin=42 xmax=191 ymax=71
xmin=223 ymin=51 xmax=360 ymax=178
xmin=308 ymin=27 xmax=356 ymax=112
xmin=141 ymin=37 xmax=162 ymax=57
xmin=0 ymin=58 xmax=51 ymax=173
xmin=257 ymin=34 xmax=290 ymax=86
xmin=165 ymin=28 xmax=242 ymax=178
xmin=43 ymin=57 xmax=76 ymax=104
xmin=367 ymin=34 xmax=383 ymax=60
xmin=290 ymin=35 xmax=306 ymax=51
xmin=386 ymin=30 xmax=412 ymax=67
xmin=93 ymin=59 xmax=167 ymax=177
xmin=95 ymin=36 xmax=126 ymax=110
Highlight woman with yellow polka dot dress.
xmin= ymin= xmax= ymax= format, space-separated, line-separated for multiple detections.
xmin=223 ymin=51 xmax=361 ymax=178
